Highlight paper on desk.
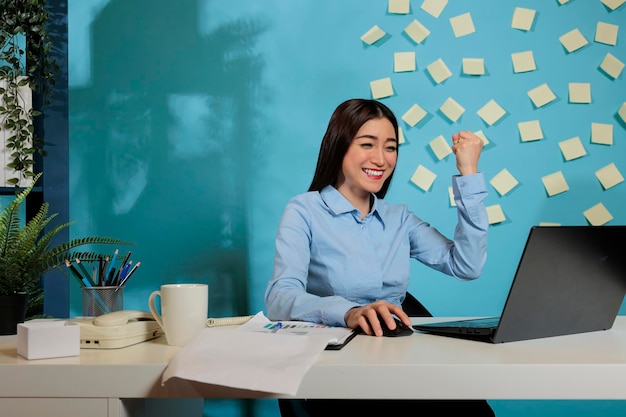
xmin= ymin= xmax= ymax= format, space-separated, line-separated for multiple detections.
xmin=161 ymin=312 xmax=337 ymax=395
xmin=238 ymin=312 xmax=355 ymax=346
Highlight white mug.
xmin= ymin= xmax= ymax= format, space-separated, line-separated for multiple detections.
xmin=148 ymin=283 xmax=208 ymax=346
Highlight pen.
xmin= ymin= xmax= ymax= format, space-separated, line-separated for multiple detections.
xmin=118 ymin=261 xmax=140 ymax=287
xmin=114 ymin=250 xmax=132 ymax=283
xmin=107 ymin=267 xmax=116 ymax=286
xmin=98 ymin=255 xmax=109 ymax=287
xmin=114 ymin=262 xmax=131 ymax=291
xmin=119 ymin=261 xmax=131 ymax=279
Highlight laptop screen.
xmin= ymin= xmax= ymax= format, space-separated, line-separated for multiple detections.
xmin=492 ymin=226 xmax=626 ymax=343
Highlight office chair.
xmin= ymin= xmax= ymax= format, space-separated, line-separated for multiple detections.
xmin=277 ymin=293 xmax=496 ymax=417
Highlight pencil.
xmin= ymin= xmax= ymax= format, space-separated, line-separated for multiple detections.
xmin=119 ymin=261 xmax=141 ymax=287
xmin=75 ymin=259 xmax=94 ymax=286
xmin=103 ymin=250 xmax=117 ymax=285
xmin=65 ymin=260 xmax=90 ymax=287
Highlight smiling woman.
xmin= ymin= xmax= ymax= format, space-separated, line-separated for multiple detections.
xmin=265 ymin=97 xmax=487 ymax=332
xmin=265 ymin=98 xmax=492 ymax=416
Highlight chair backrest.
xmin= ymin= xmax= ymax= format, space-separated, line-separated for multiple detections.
xmin=401 ymin=292 xmax=432 ymax=317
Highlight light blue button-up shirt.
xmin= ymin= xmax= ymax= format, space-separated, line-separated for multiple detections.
xmin=265 ymin=173 xmax=488 ymax=327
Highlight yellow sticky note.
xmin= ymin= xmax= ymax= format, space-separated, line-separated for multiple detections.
xmin=558 ymin=0 xmax=571 ymax=4
xmin=401 ymin=103 xmax=428 ymax=127
xmin=539 ymin=222 xmax=561 ymax=226
xmin=486 ymin=204 xmax=506 ymax=225
xmin=429 ymin=135 xmax=453 ymax=160
xmin=394 ymin=52 xmax=416 ymax=72
xmin=541 ymin=171 xmax=569 ymax=197
xmin=559 ymin=28 xmax=589 ymax=53
xmin=370 ymin=78 xmax=394 ymax=99
xmin=490 ymin=168 xmax=519 ymax=196
xmin=405 ymin=19 xmax=431 ymax=44
xmin=462 ymin=58 xmax=485 ymax=75
xmin=600 ymin=53 xmax=625 ymax=79
xmin=583 ymin=203 xmax=613 ymax=226
xmin=439 ymin=97 xmax=465 ymax=122
xmin=528 ymin=83 xmax=557 ymax=108
xmin=595 ymin=163 xmax=624 ymax=190
xmin=361 ymin=25 xmax=386 ymax=45
xmin=410 ymin=165 xmax=437 ymax=192
xmin=426 ymin=58 xmax=452 ymax=84
xmin=511 ymin=7 xmax=536 ymax=31
xmin=559 ymin=136 xmax=587 ymax=161
xmin=450 ymin=12 xmax=475 ymax=38
xmin=448 ymin=186 xmax=457 ymax=207
xmin=591 ymin=122 xmax=613 ymax=145
xmin=595 ymin=22 xmax=619 ymax=45
xmin=617 ymin=102 xmax=626 ymax=124
xmin=477 ymin=99 xmax=506 ymax=126
xmin=388 ymin=0 xmax=411 ymax=14
xmin=518 ymin=120 xmax=543 ymax=142
xmin=511 ymin=50 xmax=536 ymax=73
xmin=569 ymin=82 xmax=591 ymax=104
xmin=474 ymin=130 xmax=490 ymax=146
xmin=421 ymin=0 xmax=448 ymax=18
xmin=600 ymin=0 xmax=626 ymax=11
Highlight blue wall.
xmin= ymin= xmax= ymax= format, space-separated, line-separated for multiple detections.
xmin=68 ymin=1 xmax=625 ymax=416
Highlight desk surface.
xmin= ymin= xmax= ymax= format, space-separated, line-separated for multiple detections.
xmin=2 ymin=317 xmax=626 ymax=400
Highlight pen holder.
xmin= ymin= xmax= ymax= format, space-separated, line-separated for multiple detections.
xmin=82 ymin=286 xmax=124 ymax=316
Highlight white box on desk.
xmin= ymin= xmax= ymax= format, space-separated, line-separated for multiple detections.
xmin=17 ymin=320 xmax=80 ymax=360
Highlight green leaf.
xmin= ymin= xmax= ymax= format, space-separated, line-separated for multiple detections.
xmin=0 ymin=0 xmax=56 ymax=181
xmin=0 ymin=173 xmax=134 ymax=295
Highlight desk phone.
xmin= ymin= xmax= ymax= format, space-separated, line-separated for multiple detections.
xmin=72 ymin=310 xmax=164 ymax=349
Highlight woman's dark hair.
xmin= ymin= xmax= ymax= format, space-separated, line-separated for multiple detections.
xmin=308 ymin=99 xmax=399 ymax=199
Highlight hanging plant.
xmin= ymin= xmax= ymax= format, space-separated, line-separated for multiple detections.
xmin=0 ymin=0 xmax=57 ymax=186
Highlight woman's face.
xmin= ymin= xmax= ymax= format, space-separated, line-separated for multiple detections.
xmin=336 ymin=117 xmax=397 ymax=200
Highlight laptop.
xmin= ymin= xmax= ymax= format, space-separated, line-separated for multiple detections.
xmin=413 ymin=226 xmax=626 ymax=343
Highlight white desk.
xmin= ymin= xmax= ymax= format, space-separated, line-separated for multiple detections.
xmin=2 ymin=317 xmax=626 ymax=416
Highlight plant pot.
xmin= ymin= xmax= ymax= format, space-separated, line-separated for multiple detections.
xmin=0 ymin=294 xmax=28 ymax=335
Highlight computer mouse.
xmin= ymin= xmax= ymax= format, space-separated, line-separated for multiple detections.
xmin=378 ymin=314 xmax=414 ymax=337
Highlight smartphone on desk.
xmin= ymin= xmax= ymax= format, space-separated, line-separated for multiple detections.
xmin=71 ymin=310 xmax=164 ymax=349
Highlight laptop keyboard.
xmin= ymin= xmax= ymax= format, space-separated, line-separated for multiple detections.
xmin=441 ymin=317 xmax=500 ymax=328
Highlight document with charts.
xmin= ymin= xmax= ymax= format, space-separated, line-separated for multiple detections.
xmin=238 ymin=312 xmax=356 ymax=349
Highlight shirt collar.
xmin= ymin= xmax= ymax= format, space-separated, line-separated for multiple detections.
xmin=320 ymin=185 xmax=386 ymax=226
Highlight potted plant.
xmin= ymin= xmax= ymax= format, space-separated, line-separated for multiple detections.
xmin=1 ymin=0 xmax=56 ymax=186
xmin=0 ymin=173 xmax=132 ymax=334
